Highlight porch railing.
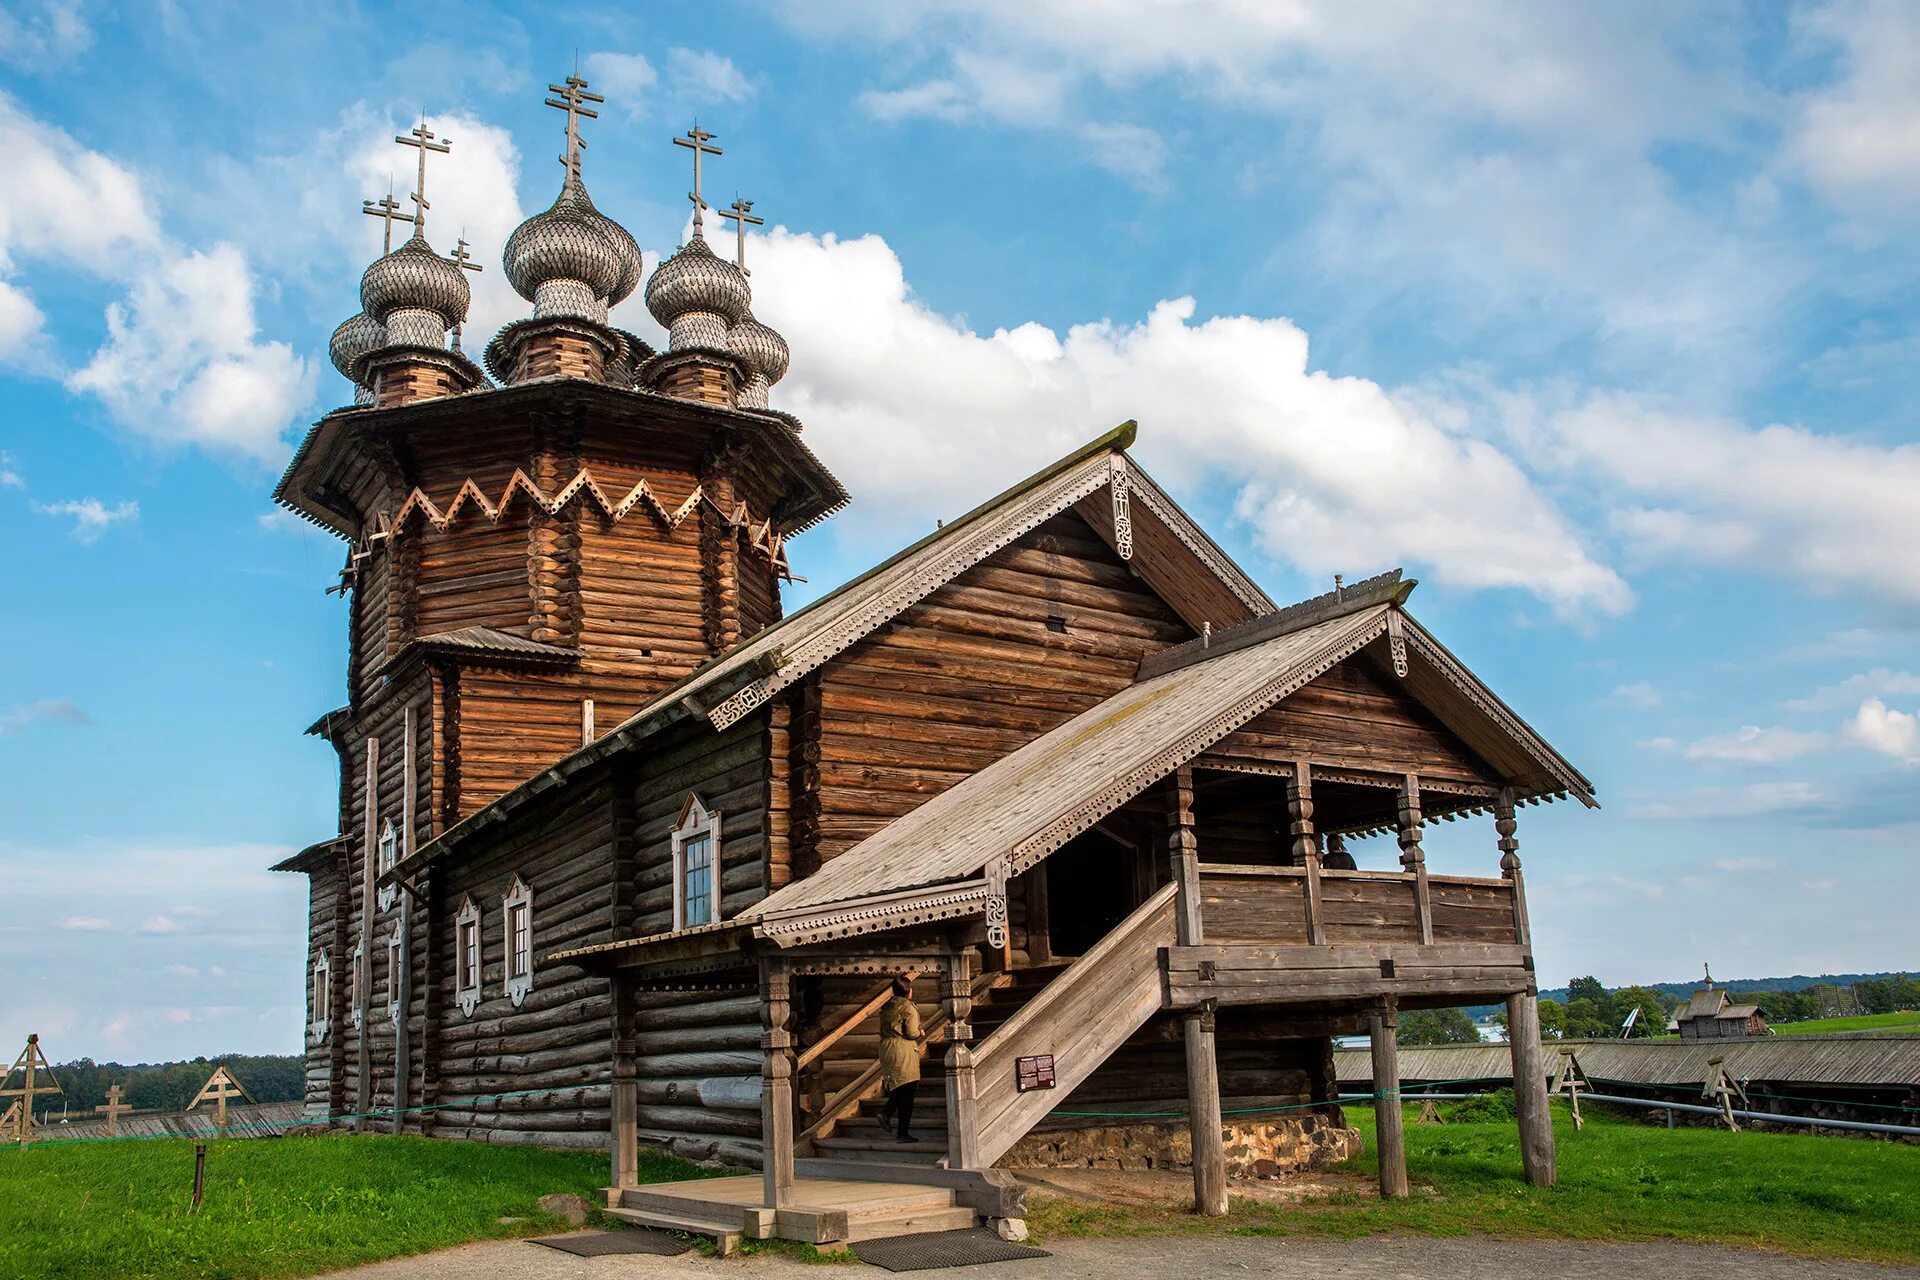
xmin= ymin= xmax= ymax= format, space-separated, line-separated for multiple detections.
xmin=1197 ymin=864 xmax=1519 ymax=948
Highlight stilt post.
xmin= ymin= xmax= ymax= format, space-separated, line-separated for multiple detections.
xmin=761 ymin=958 xmax=796 ymax=1209
xmin=1367 ymin=998 xmax=1409 ymax=1198
xmin=944 ymin=947 xmax=980 ymax=1169
xmin=1169 ymin=766 xmax=1228 ymax=1215
xmin=1506 ymin=989 xmax=1557 ymax=1187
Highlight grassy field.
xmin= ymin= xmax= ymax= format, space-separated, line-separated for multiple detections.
xmin=0 ymin=1134 xmax=701 ymax=1280
xmin=1772 ymin=1010 xmax=1920 ymax=1035
xmin=1030 ymin=1099 xmax=1920 ymax=1265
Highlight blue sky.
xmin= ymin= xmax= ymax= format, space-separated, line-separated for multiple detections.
xmin=2 ymin=1 xmax=1917 ymax=1061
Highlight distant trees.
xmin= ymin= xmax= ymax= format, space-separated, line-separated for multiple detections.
xmin=1750 ymin=975 xmax=1918 ymax=1024
xmin=1397 ymin=1007 xmax=1482 ymax=1045
xmin=24 ymin=1054 xmax=304 ymax=1118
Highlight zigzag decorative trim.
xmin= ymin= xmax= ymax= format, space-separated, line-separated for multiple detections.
xmin=1127 ymin=475 xmax=1269 ymax=613
xmin=1006 ymin=610 xmax=1392 ymax=876
xmin=705 ymin=455 xmax=1117 ymax=730
xmin=343 ymin=467 xmax=792 ymax=578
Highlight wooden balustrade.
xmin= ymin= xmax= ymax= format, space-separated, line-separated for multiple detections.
xmin=1196 ymin=864 xmax=1517 ymax=948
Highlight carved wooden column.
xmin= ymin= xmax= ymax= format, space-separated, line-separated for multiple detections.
xmin=761 ymin=959 xmax=796 ymax=1208
xmin=1367 ymin=997 xmax=1409 ymax=1199
xmin=609 ymin=975 xmax=639 ymax=1201
xmin=1397 ymin=774 xmax=1433 ymax=945
xmin=1496 ymin=787 xmax=1530 ymax=948
xmin=1287 ymin=761 xmax=1324 ymax=945
xmin=943 ymin=949 xmax=980 ymax=1169
xmin=1169 ymin=766 xmax=1228 ymax=1216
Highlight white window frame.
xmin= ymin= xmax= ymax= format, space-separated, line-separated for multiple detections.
xmin=502 ymin=876 xmax=534 ymax=1007
xmin=376 ymin=820 xmax=399 ymax=912
xmin=350 ymin=937 xmax=366 ymax=1029
xmin=671 ymin=794 xmax=723 ymax=932
xmin=386 ymin=925 xmax=405 ymax=1023
xmin=311 ymin=948 xmax=332 ymax=1042
xmin=455 ymin=896 xmax=482 ymax=1017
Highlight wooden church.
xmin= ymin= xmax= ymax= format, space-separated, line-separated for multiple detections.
xmin=274 ymin=73 xmax=1590 ymax=1249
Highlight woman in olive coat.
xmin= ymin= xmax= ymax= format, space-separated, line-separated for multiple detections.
xmin=876 ymin=974 xmax=923 ymax=1142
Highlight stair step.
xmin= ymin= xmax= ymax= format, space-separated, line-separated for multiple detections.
xmin=846 ymin=1205 xmax=978 ymax=1242
xmin=601 ymin=1204 xmax=743 ymax=1255
xmin=815 ymin=1136 xmax=948 ymax=1164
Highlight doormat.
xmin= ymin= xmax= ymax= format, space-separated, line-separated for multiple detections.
xmin=850 ymin=1227 xmax=1050 ymax=1271
xmin=528 ymin=1229 xmax=691 ymax=1257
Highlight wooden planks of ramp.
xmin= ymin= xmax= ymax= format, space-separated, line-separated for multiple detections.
xmin=604 ymin=1175 xmax=978 ymax=1255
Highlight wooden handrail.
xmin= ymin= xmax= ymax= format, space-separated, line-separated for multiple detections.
xmin=796 ymin=970 xmax=1011 ymax=1146
xmin=795 ymin=980 xmax=894 ymax=1072
xmin=1197 ymin=863 xmax=1512 ymax=890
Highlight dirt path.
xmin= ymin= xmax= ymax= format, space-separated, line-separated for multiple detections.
xmin=321 ymin=1233 xmax=1920 ymax=1279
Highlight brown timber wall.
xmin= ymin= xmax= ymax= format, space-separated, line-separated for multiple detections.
xmin=412 ymin=517 xmax=533 ymax=638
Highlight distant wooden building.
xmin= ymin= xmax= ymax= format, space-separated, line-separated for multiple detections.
xmin=273 ymin=73 xmax=1593 ymax=1246
xmin=1672 ymin=987 xmax=1769 ymax=1040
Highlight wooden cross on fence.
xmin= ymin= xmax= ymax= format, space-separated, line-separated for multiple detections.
xmin=187 ymin=1064 xmax=254 ymax=1134
xmin=1703 ymin=1056 xmax=1748 ymax=1131
xmin=102 ymin=1083 xmax=129 ymax=1138
xmin=1 ymin=1034 xmax=64 ymax=1148
xmin=1550 ymin=1048 xmax=1592 ymax=1130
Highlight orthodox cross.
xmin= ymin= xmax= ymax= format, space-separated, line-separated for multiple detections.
xmin=1 ymin=1034 xmax=62 ymax=1149
xmin=102 ymin=1083 xmax=128 ymax=1138
xmin=545 ymin=74 xmax=604 ymax=180
xmin=673 ymin=123 xmax=723 ymax=235
xmin=395 ymin=118 xmax=451 ymax=236
xmin=362 ymin=179 xmax=406 ymax=255
xmin=447 ymin=236 xmax=482 ymax=350
xmin=718 ymin=197 xmax=764 ymax=275
xmin=187 ymin=1063 xmax=254 ymax=1134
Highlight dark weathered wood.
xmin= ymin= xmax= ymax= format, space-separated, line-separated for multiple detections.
xmin=1507 ymin=990 xmax=1556 ymax=1188
xmin=1368 ymin=1001 xmax=1408 ymax=1199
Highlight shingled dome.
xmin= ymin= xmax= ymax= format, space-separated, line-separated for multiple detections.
xmin=359 ymin=233 xmax=472 ymax=333
xmin=328 ymin=311 xmax=382 ymax=380
xmin=645 ymin=234 xmax=750 ymax=349
xmin=503 ymin=174 xmax=632 ymax=317
xmin=729 ymin=308 xmax=789 ymax=408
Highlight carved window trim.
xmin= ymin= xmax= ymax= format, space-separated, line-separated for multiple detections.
xmin=349 ymin=937 xmax=366 ymax=1029
xmin=455 ymin=896 xmax=482 ymax=1017
xmin=502 ymin=876 xmax=534 ymax=1007
xmin=672 ymin=794 xmax=723 ymax=931
xmin=385 ymin=923 xmax=405 ymax=1024
xmin=376 ymin=820 xmax=398 ymax=912
xmin=310 ymin=948 xmax=332 ymax=1043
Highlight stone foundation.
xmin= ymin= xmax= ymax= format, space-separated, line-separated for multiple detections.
xmin=1001 ymin=1112 xmax=1362 ymax=1178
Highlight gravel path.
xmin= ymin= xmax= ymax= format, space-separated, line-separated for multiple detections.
xmin=320 ymin=1233 xmax=1920 ymax=1279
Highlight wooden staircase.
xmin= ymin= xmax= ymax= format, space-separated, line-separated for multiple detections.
xmin=604 ymin=1175 xmax=979 ymax=1255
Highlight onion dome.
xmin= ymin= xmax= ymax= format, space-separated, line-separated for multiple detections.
xmin=329 ymin=311 xmax=382 ymax=382
xmin=503 ymin=174 xmax=626 ymax=320
xmin=645 ymin=234 xmax=750 ymax=350
xmin=729 ymin=309 xmax=790 ymax=409
xmin=359 ymin=233 xmax=471 ymax=348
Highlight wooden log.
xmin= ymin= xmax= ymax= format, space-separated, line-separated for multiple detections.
xmin=1507 ymin=991 xmax=1556 ymax=1188
xmin=1368 ymin=1002 xmax=1408 ymax=1199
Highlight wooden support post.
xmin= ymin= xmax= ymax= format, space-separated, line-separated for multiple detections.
xmin=761 ymin=959 xmax=796 ymax=1209
xmin=1025 ymin=870 xmax=1053 ymax=965
xmin=1397 ymin=774 xmax=1433 ymax=945
xmin=943 ymin=949 xmax=980 ymax=1170
xmin=1288 ymin=761 xmax=1324 ymax=945
xmin=1367 ymin=999 xmax=1409 ymax=1199
xmin=393 ymin=708 xmax=415 ymax=1134
xmin=1169 ymin=766 xmax=1228 ymax=1216
xmin=609 ymin=976 xmax=639 ymax=1200
xmin=1506 ymin=990 xmax=1557 ymax=1187
xmin=356 ymin=736 xmax=380 ymax=1123
xmin=1495 ymin=787 xmax=1531 ymax=947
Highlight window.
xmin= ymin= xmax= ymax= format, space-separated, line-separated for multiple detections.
xmin=386 ymin=926 xmax=405 ymax=1023
xmin=502 ymin=876 xmax=534 ymax=1007
xmin=376 ymin=820 xmax=398 ymax=911
xmin=311 ymin=949 xmax=332 ymax=1042
xmin=350 ymin=938 xmax=366 ymax=1029
xmin=455 ymin=897 xmax=481 ymax=1017
xmin=671 ymin=794 xmax=723 ymax=931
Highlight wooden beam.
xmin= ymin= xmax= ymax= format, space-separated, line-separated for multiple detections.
xmin=1507 ymin=990 xmax=1556 ymax=1188
xmin=1168 ymin=766 xmax=1227 ymax=1216
xmin=944 ymin=948 xmax=980 ymax=1170
xmin=1287 ymin=761 xmax=1324 ymax=945
xmin=760 ymin=958 xmax=796 ymax=1209
xmin=609 ymin=975 xmax=639 ymax=1198
xmin=1367 ymin=1000 xmax=1408 ymax=1199
xmin=1136 ymin=569 xmax=1410 ymax=680
xmin=1397 ymin=773 xmax=1434 ymax=945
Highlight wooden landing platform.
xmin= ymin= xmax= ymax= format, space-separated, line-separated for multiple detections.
xmin=606 ymin=1175 xmax=978 ymax=1254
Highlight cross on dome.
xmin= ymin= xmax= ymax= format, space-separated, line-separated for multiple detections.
xmin=395 ymin=118 xmax=452 ymax=235
xmin=545 ymin=74 xmax=604 ymax=181
xmin=673 ymin=123 xmax=723 ymax=236
xmin=718 ymin=197 xmax=764 ymax=276
xmin=362 ymin=180 xmax=406 ymax=254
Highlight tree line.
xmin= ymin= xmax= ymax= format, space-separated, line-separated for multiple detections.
xmin=7 ymin=1055 xmax=304 ymax=1119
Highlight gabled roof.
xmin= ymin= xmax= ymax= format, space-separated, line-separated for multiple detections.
xmin=741 ymin=602 xmax=1397 ymax=943
xmin=391 ymin=423 xmax=1276 ymax=877
xmin=1678 ymin=988 xmax=1731 ymax=1020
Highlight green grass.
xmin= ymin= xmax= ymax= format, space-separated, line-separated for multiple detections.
xmin=1028 ymin=1103 xmax=1920 ymax=1265
xmin=0 ymin=1134 xmax=708 ymax=1280
xmin=1772 ymin=1010 xmax=1920 ymax=1035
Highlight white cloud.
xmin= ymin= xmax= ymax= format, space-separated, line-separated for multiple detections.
xmin=58 ymin=916 xmax=113 ymax=932
xmin=0 ymin=451 xmax=21 ymax=488
xmin=1786 ymin=0 xmax=1920 ymax=220
xmin=65 ymin=245 xmax=313 ymax=461
xmin=665 ymin=47 xmax=754 ymax=103
xmin=31 ymin=496 xmax=138 ymax=543
xmin=0 ymin=698 xmax=88 ymax=733
xmin=138 ymin=915 xmax=183 ymax=935
xmin=1788 ymin=669 xmax=1920 ymax=712
xmin=1710 ymin=856 xmax=1779 ymax=873
xmin=0 ymin=279 xmax=46 ymax=364
xmin=163 ymin=964 xmax=200 ymax=978
xmin=1631 ymin=780 xmax=1833 ymax=822
xmin=581 ymin=47 xmax=751 ymax=118
xmin=1843 ymin=697 xmax=1920 ymax=764
xmin=0 ymin=1 xmax=90 ymax=67
xmin=1606 ymin=681 xmax=1664 ymax=709
xmin=746 ymin=226 xmax=1628 ymax=616
xmin=1683 ymin=723 xmax=1830 ymax=764
xmin=583 ymin=51 xmax=658 ymax=106
xmin=1636 ymin=736 xmax=1679 ymax=752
